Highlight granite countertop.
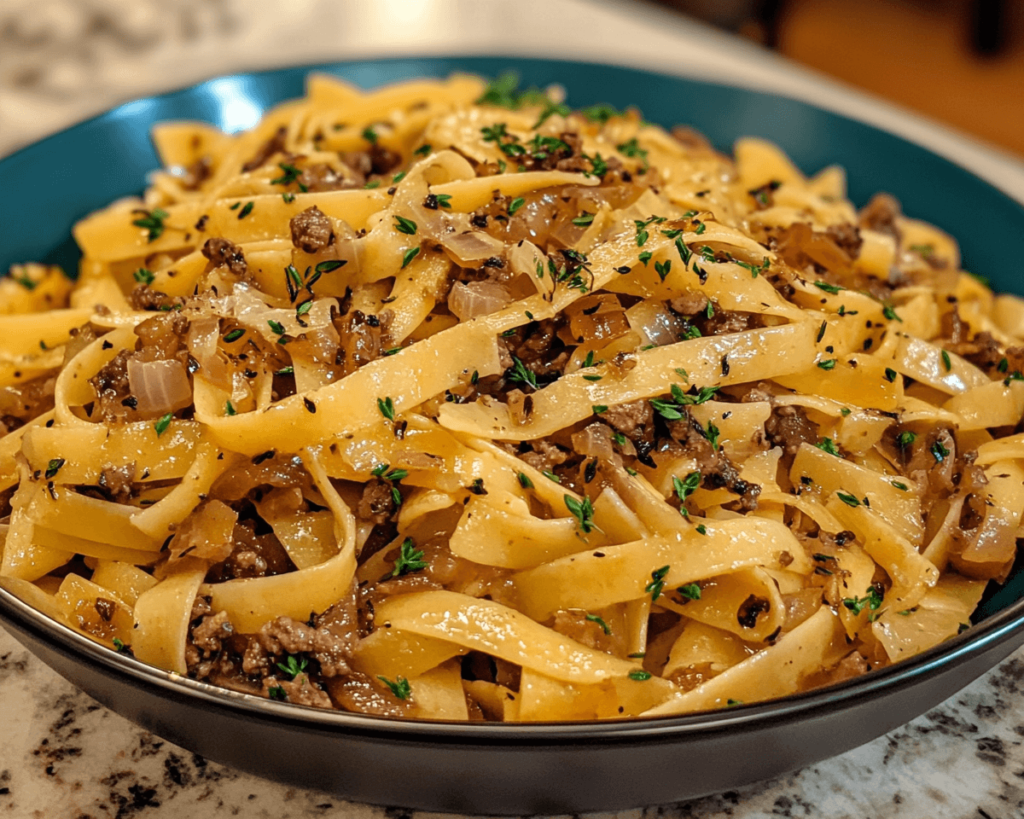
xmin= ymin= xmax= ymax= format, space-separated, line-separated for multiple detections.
xmin=4 ymin=1 xmax=1024 ymax=817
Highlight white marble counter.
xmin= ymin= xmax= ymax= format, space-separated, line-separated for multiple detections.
xmin=3 ymin=1 xmax=1024 ymax=817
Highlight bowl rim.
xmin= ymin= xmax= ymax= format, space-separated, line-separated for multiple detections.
xmin=3 ymin=53 xmax=1024 ymax=741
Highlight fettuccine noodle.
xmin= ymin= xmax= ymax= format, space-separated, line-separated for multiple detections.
xmin=1 ymin=72 xmax=1022 ymax=721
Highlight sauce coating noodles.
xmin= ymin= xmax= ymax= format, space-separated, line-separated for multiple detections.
xmin=2 ymin=73 xmax=1024 ymax=720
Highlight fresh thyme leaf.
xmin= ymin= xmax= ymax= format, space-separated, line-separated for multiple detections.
xmin=585 ymin=613 xmax=611 ymax=635
xmin=45 ymin=458 xmax=65 ymax=480
xmin=646 ymin=566 xmax=670 ymax=602
xmin=676 ymin=583 xmax=701 ymax=601
xmin=377 ymin=396 xmax=396 ymax=421
xmin=131 ymin=208 xmax=169 ymax=242
xmin=276 ymin=654 xmax=308 ymax=680
xmin=394 ymin=215 xmax=418 ymax=235
xmin=154 ymin=413 xmax=173 ymax=436
xmin=507 ymin=356 xmax=538 ymax=390
xmin=377 ymin=675 xmax=412 ymax=700
xmin=882 ymin=303 xmax=902 ymax=322
xmin=897 ymin=431 xmax=917 ymax=448
xmin=401 ymin=247 xmax=420 ymax=269
xmin=392 ymin=537 xmax=428 ymax=577
xmin=133 ymin=267 xmax=155 ymax=285
xmin=564 ymin=494 xmax=600 ymax=534
xmin=814 ymin=437 xmax=840 ymax=457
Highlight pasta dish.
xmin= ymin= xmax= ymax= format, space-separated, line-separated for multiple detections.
xmin=2 ymin=73 xmax=1023 ymax=721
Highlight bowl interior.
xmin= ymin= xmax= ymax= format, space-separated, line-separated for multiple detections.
xmin=2 ymin=54 xmax=1024 ymax=628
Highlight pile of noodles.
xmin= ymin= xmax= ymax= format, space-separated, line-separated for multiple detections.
xmin=1 ymin=73 xmax=1023 ymax=720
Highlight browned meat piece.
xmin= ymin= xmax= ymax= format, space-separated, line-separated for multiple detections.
xmin=948 ymin=330 xmax=1024 ymax=375
xmin=181 ymin=156 xmax=212 ymax=190
xmin=601 ymin=399 xmax=655 ymax=442
xmin=339 ymin=150 xmax=373 ymax=177
xmin=369 ymin=144 xmax=402 ymax=175
xmin=824 ymin=223 xmax=863 ymax=259
xmin=335 ymin=309 xmax=387 ymax=374
xmin=90 ymin=350 xmax=130 ymax=399
xmin=98 ymin=462 xmax=136 ymax=502
xmin=263 ymin=675 xmax=333 ymax=709
xmin=765 ymin=405 xmax=819 ymax=456
xmin=191 ymin=611 xmax=234 ymax=654
xmin=551 ymin=609 xmax=618 ymax=654
xmin=357 ymin=479 xmax=396 ymax=525
xmin=133 ymin=311 xmax=190 ymax=363
xmin=201 ymin=237 xmax=248 ymax=278
xmin=127 ymin=286 xmax=185 ymax=313
xmin=298 ymin=163 xmax=352 ymax=192
xmin=669 ymin=292 xmax=710 ymax=316
xmin=241 ymin=126 xmax=287 ymax=172
xmin=859 ymin=193 xmax=902 ymax=241
xmin=289 ymin=206 xmax=334 ymax=253
xmin=255 ymin=615 xmax=353 ymax=679
xmin=667 ymin=413 xmax=761 ymax=510
xmin=205 ymin=518 xmax=294 ymax=582
xmin=517 ymin=439 xmax=569 ymax=472
xmin=696 ymin=308 xmax=761 ymax=336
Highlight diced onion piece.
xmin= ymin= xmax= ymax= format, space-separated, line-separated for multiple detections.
xmin=126 ymin=358 xmax=192 ymax=415
xmin=626 ymin=300 xmax=685 ymax=347
xmin=440 ymin=229 xmax=506 ymax=265
xmin=448 ymin=281 xmax=512 ymax=321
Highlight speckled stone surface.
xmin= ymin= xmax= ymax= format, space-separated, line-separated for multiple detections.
xmin=4 ymin=625 xmax=1024 ymax=818
xmin=4 ymin=1 xmax=1024 ymax=816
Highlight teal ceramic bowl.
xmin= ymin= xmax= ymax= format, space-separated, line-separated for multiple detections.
xmin=2 ymin=57 xmax=1024 ymax=814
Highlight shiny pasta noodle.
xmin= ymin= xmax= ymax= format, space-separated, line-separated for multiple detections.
xmin=2 ymin=72 xmax=1023 ymax=721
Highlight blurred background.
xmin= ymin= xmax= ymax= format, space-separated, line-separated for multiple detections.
xmin=1 ymin=0 xmax=1023 ymax=159
xmin=666 ymin=0 xmax=1024 ymax=155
